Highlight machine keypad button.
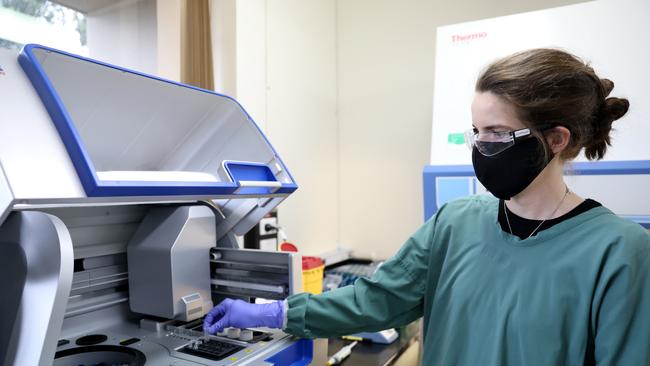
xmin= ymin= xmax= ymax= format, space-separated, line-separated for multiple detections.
xmin=119 ymin=338 xmax=141 ymax=346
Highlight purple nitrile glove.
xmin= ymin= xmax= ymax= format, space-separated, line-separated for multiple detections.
xmin=203 ymin=299 xmax=284 ymax=335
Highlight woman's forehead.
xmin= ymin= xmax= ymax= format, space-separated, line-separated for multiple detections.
xmin=471 ymin=92 xmax=526 ymax=130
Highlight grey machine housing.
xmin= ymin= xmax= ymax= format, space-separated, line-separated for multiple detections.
xmin=0 ymin=45 xmax=314 ymax=366
xmin=128 ymin=205 xmax=217 ymax=322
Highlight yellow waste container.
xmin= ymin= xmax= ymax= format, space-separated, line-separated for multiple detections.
xmin=302 ymin=256 xmax=324 ymax=294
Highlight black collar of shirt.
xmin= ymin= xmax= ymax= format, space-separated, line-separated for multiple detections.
xmin=498 ymin=198 xmax=602 ymax=240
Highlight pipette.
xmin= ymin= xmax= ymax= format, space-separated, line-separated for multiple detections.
xmin=326 ymin=341 xmax=358 ymax=365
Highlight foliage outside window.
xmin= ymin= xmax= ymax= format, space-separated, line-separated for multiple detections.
xmin=0 ymin=0 xmax=86 ymax=53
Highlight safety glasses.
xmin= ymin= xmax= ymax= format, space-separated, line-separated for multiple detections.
xmin=464 ymin=127 xmax=532 ymax=156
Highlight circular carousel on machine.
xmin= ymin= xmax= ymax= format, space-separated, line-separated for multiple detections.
xmin=54 ymin=334 xmax=146 ymax=366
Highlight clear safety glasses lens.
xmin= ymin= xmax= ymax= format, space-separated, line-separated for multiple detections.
xmin=464 ymin=128 xmax=531 ymax=156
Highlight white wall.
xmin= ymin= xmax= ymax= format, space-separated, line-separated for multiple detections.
xmin=156 ymin=0 xmax=181 ymax=82
xmin=231 ymin=0 xmax=589 ymax=259
xmin=235 ymin=1 xmax=339 ymax=256
xmin=336 ymin=1 xmax=438 ymax=260
xmin=86 ymin=0 xmax=158 ymax=74
xmin=210 ymin=0 xmax=236 ymax=96
xmin=234 ymin=0 xmax=267 ymax=130
xmin=84 ymin=0 xmax=183 ymax=82
xmin=336 ymin=0 xmax=587 ymax=259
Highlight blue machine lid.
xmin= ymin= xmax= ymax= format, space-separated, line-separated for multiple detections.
xmin=18 ymin=44 xmax=297 ymax=198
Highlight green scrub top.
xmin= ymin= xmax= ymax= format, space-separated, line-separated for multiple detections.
xmin=284 ymin=195 xmax=650 ymax=365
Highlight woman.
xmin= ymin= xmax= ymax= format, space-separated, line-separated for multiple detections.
xmin=204 ymin=49 xmax=650 ymax=365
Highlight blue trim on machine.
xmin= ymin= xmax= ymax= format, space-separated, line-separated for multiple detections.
xmin=423 ymin=160 xmax=650 ymax=227
xmin=566 ymin=160 xmax=650 ymax=175
xmin=18 ymin=45 xmax=99 ymax=195
xmin=423 ymin=165 xmax=477 ymax=220
xmin=224 ymin=161 xmax=280 ymax=195
xmin=621 ymin=215 xmax=650 ymax=229
xmin=264 ymin=339 xmax=313 ymax=366
xmin=18 ymin=44 xmax=297 ymax=197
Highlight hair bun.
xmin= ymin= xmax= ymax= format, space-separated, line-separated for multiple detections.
xmin=598 ymin=79 xmax=628 ymax=121
xmin=585 ymin=96 xmax=629 ymax=160
xmin=601 ymin=97 xmax=630 ymax=122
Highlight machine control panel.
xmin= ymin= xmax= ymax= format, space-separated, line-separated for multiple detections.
xmin=54 ymin=318 xmax=290 ymax=366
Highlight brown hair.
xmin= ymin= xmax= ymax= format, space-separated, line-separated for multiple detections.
xmin=476 ymin=48 xmax=629 ymax=160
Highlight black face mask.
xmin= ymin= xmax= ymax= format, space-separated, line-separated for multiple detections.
xmin=472 ymin=137 xmax=553 ymax=200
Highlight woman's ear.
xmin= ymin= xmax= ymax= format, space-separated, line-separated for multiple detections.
xmin=546 ymin=126 xmax=571 ymax=154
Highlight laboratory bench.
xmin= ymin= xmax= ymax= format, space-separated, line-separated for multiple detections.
xmin=327 ymin=321 xmax=420 ymax=366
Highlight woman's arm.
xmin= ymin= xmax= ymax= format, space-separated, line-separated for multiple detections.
xmin=204 ymin=205 xmax=447 ymax=337
xmin=285 ymin=215 xmax=439 ymax=338
xmin=592 ymin=233 xmax=650 ymax=365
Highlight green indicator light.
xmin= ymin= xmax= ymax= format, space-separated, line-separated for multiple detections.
xmin=448 ymin=133 xmax=465 ymax=145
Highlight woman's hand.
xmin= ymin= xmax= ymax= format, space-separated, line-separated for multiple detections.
xmin=203 ymin=299 xmax=284 ymax=334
